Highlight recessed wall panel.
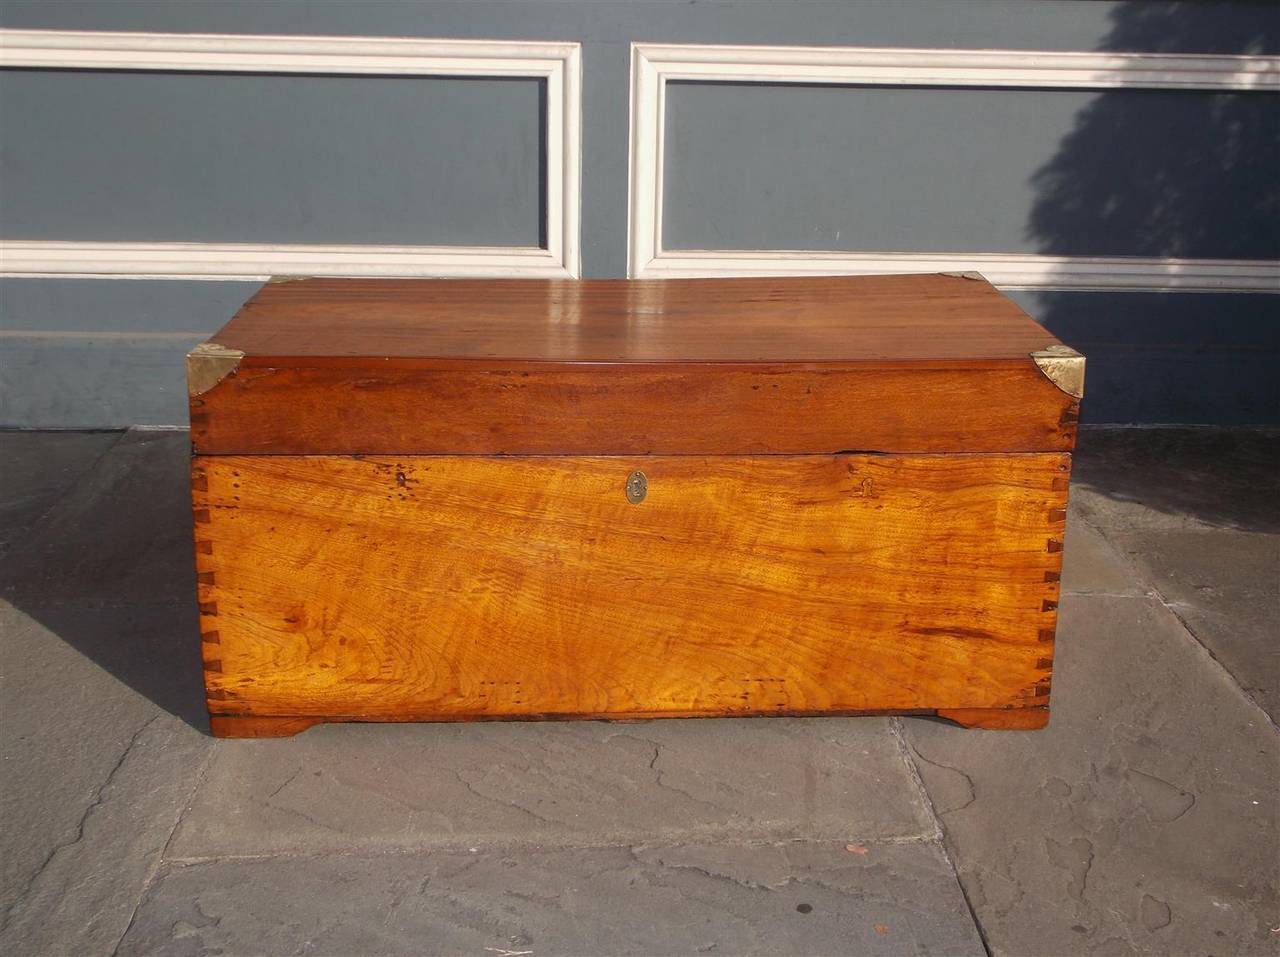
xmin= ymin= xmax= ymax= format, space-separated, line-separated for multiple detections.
xmin=0 ymin=71 xmax=544 ymax=246
xmin=663 ymin=82 xmax=1278 ymax=260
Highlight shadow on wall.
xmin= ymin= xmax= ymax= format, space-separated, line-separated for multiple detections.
xmin=1026 ymin=2 xmax=1280 ymax=425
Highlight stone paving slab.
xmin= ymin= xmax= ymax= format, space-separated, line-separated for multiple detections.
xmin=1109 ymin=527 xmax=1279 ymax=723
xmin=4 ymin=427 xmax=1278 ymax=957
xmin=902 ymin=592 xmax=1280 ymax=957
xmin=0 ymin=430 xmax=120 ymax=558
xmin=118 ymin=840 xmax=984 ymax=957
xmin=1060 ymin=509 xmax=1143 ymax=597
xmin=1071 ymin=428 xmax=1280 ymax=534
xmin=1 ymin=603 xmax=164 ymax=912
xmin=0 ymin=429 xmax=195 ymax=608
xmin=0 ymin=603 xmax=211 ymax=956
xmin=5 ymin=599 xmax=209 ymax=731
xmin=170 ymin=717 xmax=933 ymax=859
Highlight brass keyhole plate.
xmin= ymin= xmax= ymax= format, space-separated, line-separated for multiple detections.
xmin=625 ymin=470 xmax=648 ymax=504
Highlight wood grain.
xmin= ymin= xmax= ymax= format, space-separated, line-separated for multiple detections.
xmin=191 ymin=275 xmax=1079 ymax=455
xmin=214 ymin=274 xmax=1062 ymax=362
xmin=208 ymin=715 xmax=321 ymax=739
xmin=193 ymin=453 xmax=1068 ymax=725
xmin=192 ymin=363 xmax=1078 ymax=455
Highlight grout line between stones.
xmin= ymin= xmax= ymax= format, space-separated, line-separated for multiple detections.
xmin=158 ymin=831 xmax=952 ymax=868
xmin=889 ymin=717 xmax=993 ymax=957
xmin=1071 ymin=509 xmax=1279 ymax=735
xmin=0 ymin=713 xmax=159 ymax=936
xmin=109 ymin=739 xmax=218 ymax=957
xmin=1148 ymin=591 xmax=1279 ymax=735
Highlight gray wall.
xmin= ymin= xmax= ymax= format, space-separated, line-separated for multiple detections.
xmin=1 ymin=1 xmax=1277 ymax=426
xmin=664 ymin=84 xmax=1276 ymax=258
xmin=2 ymin=72 xmax=543 ymax=246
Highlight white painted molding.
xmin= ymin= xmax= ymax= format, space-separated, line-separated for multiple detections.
xmin=0 ymin=30 xmax=581 ymax=278
xmin=635 ymin=251 xmax=1280 ymax=294
xmin=0 ymin=241 xmax=572 ymax=281
xmin=632 ymin=43 xmax=1280 ymax=90
xmin=628 ymin=43 xmax=1280 ymax=291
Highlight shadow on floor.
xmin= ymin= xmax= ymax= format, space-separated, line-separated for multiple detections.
xmin=1 ymin=429 xmax=209 ymax=732
xmin=1072 ymin=427 xmax=1280 ymax=532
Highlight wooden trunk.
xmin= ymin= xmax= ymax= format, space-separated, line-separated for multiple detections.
xmin=188 ymin=275 xmax=1083 ymax=737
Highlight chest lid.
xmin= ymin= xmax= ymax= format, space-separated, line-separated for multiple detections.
xmin=188 ymin=274 xmax=1082 ymax=455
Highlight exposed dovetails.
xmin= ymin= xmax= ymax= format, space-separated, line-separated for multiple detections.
xmin=1042 ymin=598 xmax=1059 ymax=612
xmin=1058 ymin=405 xmax=1080 ymax=426
xmin=198 ymin=601 xmax=218 ymax=617
xmin=194 ymin=540 xmax=213 ymax=555
xmin=193 ymin=509 xmax=211 ymax=524
xmin=1043 ymin=570 xmax=1061 ymax=583
xmin=1034 ymin=682 xmax=1052 ymax=697
xmin=1048 ymin=508 xmax=1067 ymax=523
xmin=1036 ymin=657 xmax=1053 ymax=670
xmin=1047 ymin=539 xmax=1063 ymax=553
xmin=205 ymin=660 xmax=223 ymax=673
xmin=201 ymin=630 xmax=221 ymax=646
xmin=191 ymin=475 xmax=209 ymax=492
xmin=189 ymin=412 xmax=210 ymax=425
xmin=197 ymin=571 xmax=216 ymax=585
xmin=207 ymin=688 xmax=228 ymax=701
xmin=1051 ymin=477 xmax=1070 ymax=491
xmin=1038 ymin=628 xmax=1056 ymax=643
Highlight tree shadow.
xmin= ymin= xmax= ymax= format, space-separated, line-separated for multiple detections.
xmin=1029 ymin=3 xmax=1278 ymax=259
xmin=1025 ymin=2 xmax=1280 ymax=426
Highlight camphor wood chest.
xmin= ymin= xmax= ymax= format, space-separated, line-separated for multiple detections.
xmin=188 ymin=274 xmax=1083 ymax=737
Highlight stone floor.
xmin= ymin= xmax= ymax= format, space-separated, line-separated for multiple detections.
xmin=1 ymin=427 xmax=1276 ymax=957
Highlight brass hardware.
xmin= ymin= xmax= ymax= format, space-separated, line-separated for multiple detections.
xmin=625 ymin=470 xmax=648 ymax=504
xmin=1030 ymin=345 xmax=1086 ymax=399
xmin=187 ymin=342 xmax=245 ymax=396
